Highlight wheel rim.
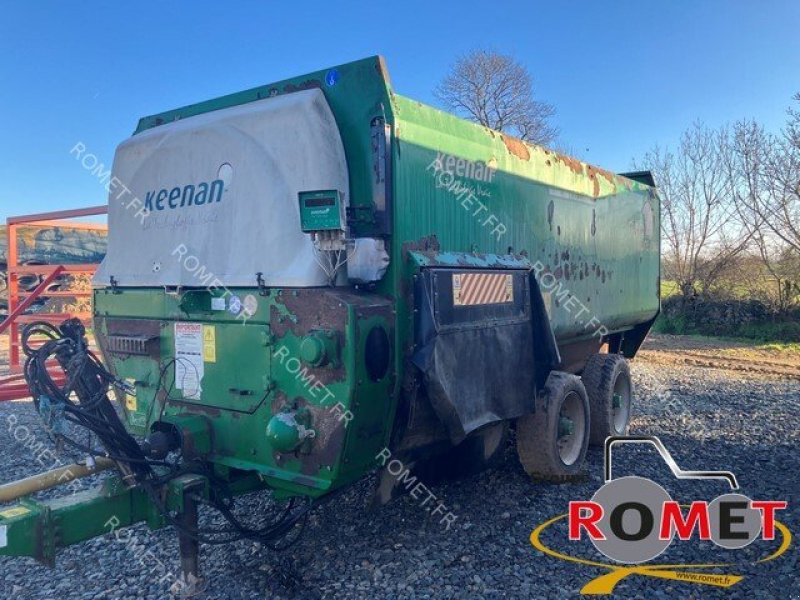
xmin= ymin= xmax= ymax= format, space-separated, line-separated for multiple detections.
xmin=557 ymin=391 xmax=586 ymax=466
xmin=612 ymin=372 xmax=632 ymax=433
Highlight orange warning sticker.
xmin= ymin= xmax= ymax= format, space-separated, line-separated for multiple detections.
xmin=453 ymin=273 xmax=514 ymax=306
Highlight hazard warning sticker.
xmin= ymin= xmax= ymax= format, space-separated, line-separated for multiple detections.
xmin=174 ymin=322 xmax=203 ymax=400
xmin=124 ymin=378 xmax=137 ymax=412
xmin=453 ymin=273 xmax=514 ymax=306
xmin=203 ymin=325 xmax=216 ymax=363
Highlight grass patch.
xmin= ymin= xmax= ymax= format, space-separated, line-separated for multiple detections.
xmin=653 ymin=311 xmax=800 ymax=344
xmin=755 ymin=341 xmax=800 ymax=354
xmin=660 ymin=280 xmax=680 ymax=298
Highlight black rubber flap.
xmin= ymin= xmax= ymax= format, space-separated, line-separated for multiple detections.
xmin=412 ymin=268 xmax=539 ymax=443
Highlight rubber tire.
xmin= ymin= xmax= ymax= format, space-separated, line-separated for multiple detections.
xmin=516 ymin=371 xmax=590 ymax=482
xmin=581 ymin=353 xmax=633 ymax=446
xmin=445 ymin=420 xmax=508 ymax=478
xmin=416 ymin=421 xmax=509 ymax=482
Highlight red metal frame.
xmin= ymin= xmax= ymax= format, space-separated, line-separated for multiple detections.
xmin=0 ymin=372 xmax=67 ymax=402
xmin=1 ymin=205 xmax=107 ymax=401
xmin=0 ymin=266 xmax=65 ymax=334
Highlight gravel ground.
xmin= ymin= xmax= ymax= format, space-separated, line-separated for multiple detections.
xmin=0 ymin=338 xmax=798 ymax=599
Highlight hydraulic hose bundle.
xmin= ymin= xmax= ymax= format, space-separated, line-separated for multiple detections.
xmin=21 ymin=318 xmax=318 ymax=549
xmin=22 ymin=318 xmax=151 ymax=482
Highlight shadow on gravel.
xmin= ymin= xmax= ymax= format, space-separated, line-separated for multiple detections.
xmin=202 ymin=435 xmax=798 ymax=600
xmin=0 ymin=390 xmax=797 ymax=599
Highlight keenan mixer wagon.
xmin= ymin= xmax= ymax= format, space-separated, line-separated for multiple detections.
xmin=0 ymin=56 xmax=659 ymax=588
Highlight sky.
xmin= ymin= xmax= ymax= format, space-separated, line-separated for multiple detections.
xmin=0 ymin=0 xmax=798 ymax=220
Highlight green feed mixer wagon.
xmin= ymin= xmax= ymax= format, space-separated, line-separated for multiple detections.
xmin=0 ymin=56 xmax=659 ymax=588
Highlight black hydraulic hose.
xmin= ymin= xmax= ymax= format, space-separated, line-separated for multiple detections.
xmin=21 ymin=318 xmax=330 ymax=550
xmin=23 ymin=319 xmax=151 ymax=479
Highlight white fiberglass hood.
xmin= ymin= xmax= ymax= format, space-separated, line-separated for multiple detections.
xmin=94 ymin=88 xmax=348 ymax=288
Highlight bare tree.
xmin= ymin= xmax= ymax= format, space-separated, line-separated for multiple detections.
xmin=725 ymin=107 xmax=800 ymax=311
xmin=727 ymin=97 xmax=800 ymax=255
xmin=641 ymin=95 xmax=800 ymax=312
xmin=638 ymin=123 xmax=751 ymax=297
xmin=724 ymin=121 xmax=782 ymax=305
xmin=761 ymin=93 xmax=800 ymax=254
xmin=435 ymin=49 xmax=557 ymax=146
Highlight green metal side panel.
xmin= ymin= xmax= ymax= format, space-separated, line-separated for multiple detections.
xmin=94 ymin=286 xmax=394 ymax=498
xmin=387 ymin=94 xmax=660 ymax=345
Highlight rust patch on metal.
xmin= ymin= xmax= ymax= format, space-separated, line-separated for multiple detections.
xmin=270 ymin=390 xmax=290 ymax=416
xmin=300 ymin=402 xmax=347 ymax=476
xmin=502 ymin=135 xmax=531 ymax=161
xmin=588 ymin=171 xmax=600 ymax=197
xmin=270 ymin=290 xmax=346 ymax=339
xmin=401 ymin=234 xmax=440 ymax=262
xmin=172 ymin=401 xmax=221 ymax=418
xmin=587 ymin=165 xmax=623 ymax=196
xmin=596 ymin=168 xmax=615 ymax=184
xmin=271 ymin=395 xmax=347 ymax=478
xmin=179 ymin=417 xmax=211 ymax=459
xmin=376 ymin=56 xmax=392 ymax=85
xmin=554 ymin=152 xmax=584 ymax=176
xmin=270 ymin=291 xmax=351 ymax=386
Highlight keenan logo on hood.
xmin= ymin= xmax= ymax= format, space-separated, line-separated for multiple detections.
xmin=144 ymin=179 xmax=225 ymax=211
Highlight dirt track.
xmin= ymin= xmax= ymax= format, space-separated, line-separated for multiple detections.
xmin=638 ymin=333 xmax=800 ymax=381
